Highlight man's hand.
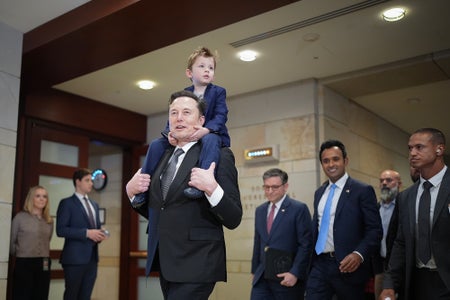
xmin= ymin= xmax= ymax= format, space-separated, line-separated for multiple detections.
xmin=278 ymin=272 xmax=298 ymax=287
xmin=379 ymin=289 xmax=396 ymax=300
xmin=87 ymin=229 xmax=107 ymax=243
xmin=339 ymin=252 xmax=362 ymax=273
xmin=188 ymin=162 xmax=217 ymax=196
xmin=126 ymin=168 xmax=151 ymax=198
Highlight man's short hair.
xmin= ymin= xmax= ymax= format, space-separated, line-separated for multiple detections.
xmin=73 ymin=168 xmax=91 ymax=187
xmin=319 ymin=140 xmax=347 ymax=162
xmin=169 ymin=90 xmax=206 ymax=116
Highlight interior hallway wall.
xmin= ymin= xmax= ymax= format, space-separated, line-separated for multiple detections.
xmin=0 ymin=21 xmax=21 ymax=300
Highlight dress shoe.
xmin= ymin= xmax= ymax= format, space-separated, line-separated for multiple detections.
xmin=131 ymin=193 xmax=147 ymax=208
xmin=184 ymin=187 xmax=203 ymax=199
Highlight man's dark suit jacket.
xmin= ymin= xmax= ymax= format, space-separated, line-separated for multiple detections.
xmin=56 ymin=194 xmax=101 ymax=265
xmin=311 ymin=177 xmax=382 ymax=284
xmin=251 ymin=196 xmax=313 ymax=285
xmin=134 ymin=144 xmax=242 ymax=282
xmin=383 ymin=168 xmax=450 ymax=299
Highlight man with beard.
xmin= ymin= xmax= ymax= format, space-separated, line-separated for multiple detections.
xmin=373 ymin=170 xmax=402 ymax=300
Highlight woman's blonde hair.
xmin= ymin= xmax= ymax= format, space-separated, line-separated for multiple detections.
xmin=23 ymin=185 xmax=53 ymax=224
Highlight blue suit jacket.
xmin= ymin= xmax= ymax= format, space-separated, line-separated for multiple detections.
xmin=252 ymin=196 xmax=313 ymax=285
xmin=311 ymin=177 xmax=382 ymax=284
xmin=185 ymin=83 xmax=230 ymax=147
xmin=56 ymin=194 xmax=101 ymax=265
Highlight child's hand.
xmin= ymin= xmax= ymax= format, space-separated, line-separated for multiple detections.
xmin=189 ymin=126 xmax=210 ymax=141
xmin=168 ymin=132 xmax=178 ymax=146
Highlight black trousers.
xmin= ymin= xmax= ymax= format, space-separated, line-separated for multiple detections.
xmin=13 ymin=257 xmax=51 ymax=300
xmin=159 ymin=271 xmax=215 ymax=300
xmin=412 ymin=267 xmax=450 ymax=300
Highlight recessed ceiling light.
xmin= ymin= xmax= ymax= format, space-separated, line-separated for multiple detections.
xmin=302 ymin=33 xmax=320 ymax=42
xmin=382 ymin=7 xmax=406 ymax=22
xmin=406 ymin=97 xmax=421 ymax=105
xmin=137 ymin=80 xmax=155 ymax=90
xmin=238 ymin=50 xmax=257 ymax=62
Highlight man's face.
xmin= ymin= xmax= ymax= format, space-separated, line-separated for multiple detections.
xmin=320 ymin=146 xmax=348 ymax=183
xmin=379 ymin=170 xmax=401 ymax=203
xmin=263 ymin=176 xmax=288 ymax=204
xmin=168 ymin=96 xmax=205 ymax=144
xmin=77 ymin=174 xmax=93 ymax=194
xmin=408 ymin=132 xmax=440 ymax=171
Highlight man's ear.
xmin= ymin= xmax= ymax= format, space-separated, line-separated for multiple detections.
xmin=436 ymin=145 xmax=445 ymax=156
xmin=199 ymin=115 xmax=205 ymax=126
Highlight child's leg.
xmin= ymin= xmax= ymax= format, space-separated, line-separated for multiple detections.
xmin=184 ymin=133 xmax=221 ymax=199
xmin=141 ymin=137 xmax=170 ymax=175
xmin=198 ymin=133 xmax=222 ymax=172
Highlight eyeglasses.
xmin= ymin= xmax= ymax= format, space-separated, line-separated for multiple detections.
xmin=262 ymin=184 xmax=285 ymax=191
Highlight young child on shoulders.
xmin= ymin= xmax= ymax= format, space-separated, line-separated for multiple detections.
xmin=132 ymin=46 xmax=230 ymax=207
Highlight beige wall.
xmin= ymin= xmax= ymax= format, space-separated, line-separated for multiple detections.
xmin=89 ymin=150 xmax=123 ymax=300
xmin=319 ymin=85 xmax=412 ymax=193
xmin=0 ymin=21 xmax=21 ymax=300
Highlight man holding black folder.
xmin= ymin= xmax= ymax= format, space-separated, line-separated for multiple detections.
xmin=251 ymin=168 xmax=313 ymax=300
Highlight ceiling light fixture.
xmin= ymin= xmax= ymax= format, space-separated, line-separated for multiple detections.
xmin=137 ymin=80 xmax=155 ymax=90
xmin=406 ymin=97 xmax=421 ymax=105
xmin=302 ymin=33 xmax=320 ymax=42
xmin=238 ymin=50 xmax=257 ymax=62
xmin=382 ymin=7 xmax=406 ymax=22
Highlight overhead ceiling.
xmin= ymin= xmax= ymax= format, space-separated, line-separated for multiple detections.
xmin=2 ymin=0 xmax=450 ymax=153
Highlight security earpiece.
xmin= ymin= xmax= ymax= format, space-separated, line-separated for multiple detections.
xmin=437 ymin=149 xmax=441 ymax=154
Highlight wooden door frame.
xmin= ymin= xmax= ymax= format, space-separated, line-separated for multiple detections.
xmin=119 ymin=144 xmax=148 ymax=300
xmin=8 ymin=117 xmax=145 ymax=300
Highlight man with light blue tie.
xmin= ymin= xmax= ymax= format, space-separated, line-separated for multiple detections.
xmin=306 ymin=140 xmax=382 ymax=300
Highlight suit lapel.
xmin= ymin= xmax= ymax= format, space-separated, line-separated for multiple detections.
xmin=335 ymin=178 xmax=351 ymax=218
xmin=408 ymin=183 xmax=419 ymax=237
xmin=73 ymin=195 xmax=91 ymax=227
xmin=432 ymin=169 xmax=450 ymax=227
xmin=262 ymin=202 xmax=271 ymax=239
xmin=153 ymin=148 xmax=174 ymax=203
xmin=269 ymin=197 xmax=291 ymax=235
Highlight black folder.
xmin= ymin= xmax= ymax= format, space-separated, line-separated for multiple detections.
xmin=264 ymin=247 xmax=294 ymax=281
